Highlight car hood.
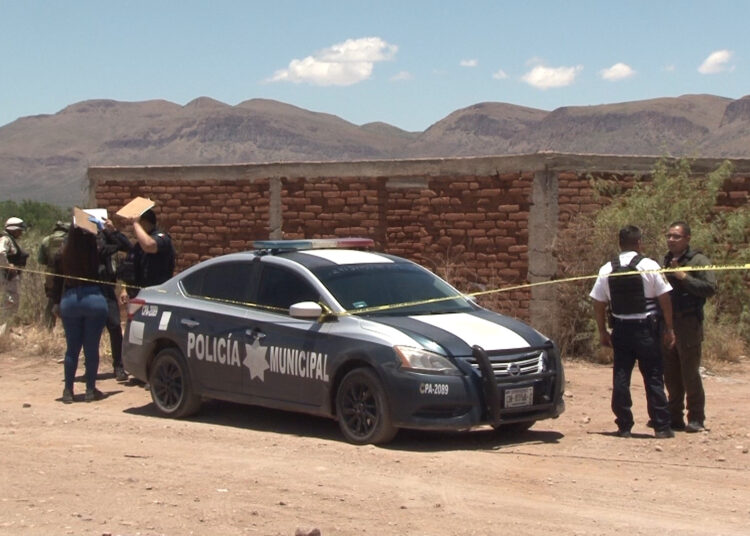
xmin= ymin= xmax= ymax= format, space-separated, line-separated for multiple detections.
xmin=370 ymin=309 xmax=549 ymax=357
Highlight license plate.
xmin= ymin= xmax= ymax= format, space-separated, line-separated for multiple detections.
xmin=504 ymin=386 xmax=533 ymax=408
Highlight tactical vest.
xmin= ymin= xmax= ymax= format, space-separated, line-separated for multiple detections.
xmin=608 ymin=254 xmax=647 ymax=315
xmin=4 ymin=232 xmax=28 ymax=267
xmin=43 ymin=231 xmax=67 ymax=268
xmin=2 ymin=232 xmax=28 ymax=281
xmin=41 ymin=230 xmax=67 ymax=294
xmin=117 ymin=229 xmax=175 ymax=296
xmin=664 ymin=249 xmax=707 ymax=316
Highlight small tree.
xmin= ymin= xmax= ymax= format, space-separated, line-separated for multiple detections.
xmin=557 ymin=158 xmax=749 ymax=362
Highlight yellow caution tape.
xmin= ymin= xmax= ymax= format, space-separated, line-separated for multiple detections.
xmin=337 ymin=263 xmax=750 ymax=316
xmin=5 ymin=262 xmax=749 ymax=317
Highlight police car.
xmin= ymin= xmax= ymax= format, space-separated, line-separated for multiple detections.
xmin=122 ymin=238 xmax=565 ymax=444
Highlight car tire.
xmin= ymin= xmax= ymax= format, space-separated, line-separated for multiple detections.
xmin=492 ymin=420 xmax=536 ymax=434
xmin=336 ymin=368 xmax=397 ymax=445
xmin=149 ymin=348 xmax=201 ymax=419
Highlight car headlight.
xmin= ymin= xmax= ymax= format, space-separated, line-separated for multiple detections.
xmin=394 ymin=346 xmax=461 ymax=376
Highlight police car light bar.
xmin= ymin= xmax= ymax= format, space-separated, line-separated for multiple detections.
xmin=253 ymin=237 xmax=374 ymax=251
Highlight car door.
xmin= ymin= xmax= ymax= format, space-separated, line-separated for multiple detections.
xmin=178 ymin=260 xmax=257 ymax=394
xmin=241 ymin=262 xmax=332 ymax=409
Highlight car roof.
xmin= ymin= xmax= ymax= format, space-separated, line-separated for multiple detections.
xmin=173 ymin=248 xmax=412 ymax=280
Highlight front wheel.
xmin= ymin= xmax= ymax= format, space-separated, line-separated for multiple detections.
xmin=335 ymin=368 xmax=397 ymax=445
xmin=149 ymin=348 xmax=201 ymax=418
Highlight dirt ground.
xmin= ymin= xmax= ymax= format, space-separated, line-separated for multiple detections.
xmin=1 ymin=341 xmax=749 ymax=536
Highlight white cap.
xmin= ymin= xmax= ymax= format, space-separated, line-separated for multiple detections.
xmin=4 ymin=217 xmax=25 ymax=231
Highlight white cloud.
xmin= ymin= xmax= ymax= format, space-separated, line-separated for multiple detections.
xmin=460 ymin=59 xmax=478 ymax=68
xmin=698 ymin=49 xmax=733 ymax=74
xmin=526 ymin=56 xmax=545 ymax=66
xmin=267 ymin=37 xmax=398 ymax=86
xmin=522 ymin=64 xmax=582 ymax=89
xmin=492 ymin=69 xmax=508 ymax=80
xmin=390 ymin=71 xmax=413 ymax=81
xmin=664 ymin=64 xmax=676 ymax=72
xmin=600 ymin=62 xmax=635 ymax=81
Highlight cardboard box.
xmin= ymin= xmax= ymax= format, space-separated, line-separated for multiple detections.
xmin=72 ymin=207 xmax=100 ymax=235
xmin=116 ymin=197 xmax=155 ymax=219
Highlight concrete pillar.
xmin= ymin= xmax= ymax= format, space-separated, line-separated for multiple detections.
xmin=269 ymin=177 xmax=282 ymax=239
xmin=528 ymin=168 xmax=559 ymax=339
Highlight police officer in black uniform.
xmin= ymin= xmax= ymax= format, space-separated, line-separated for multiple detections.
xmin=99 ymin=219 xmax=132 ymax=381
xmin=589 ymin=225 xmax=676 ymax=438
xmin=118 ymin=209 xmax=175 ymax=304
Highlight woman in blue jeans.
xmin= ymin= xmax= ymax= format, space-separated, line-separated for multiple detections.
xmin=53 ymin=223 xmax=108 ymax=403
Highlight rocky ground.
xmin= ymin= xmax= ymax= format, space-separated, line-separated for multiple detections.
xmin=1 ymin=343 xmax=749 ymax=535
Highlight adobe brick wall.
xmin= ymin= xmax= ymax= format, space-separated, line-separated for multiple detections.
xmin=89 ymin=154 xmax=750 ymax=337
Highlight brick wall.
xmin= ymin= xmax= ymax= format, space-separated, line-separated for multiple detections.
xmin=89 ymin=154 xmax=750 ymax=335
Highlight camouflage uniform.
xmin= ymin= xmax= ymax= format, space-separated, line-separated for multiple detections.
xmin=0 ymin=232 xmax=23 ymax=330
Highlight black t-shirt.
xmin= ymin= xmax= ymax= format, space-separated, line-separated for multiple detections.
xmin=124 ymin=228 xmax=175 ymax=289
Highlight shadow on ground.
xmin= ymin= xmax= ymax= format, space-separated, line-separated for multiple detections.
xmin=124 ymin=397 xmax=564 ymax=451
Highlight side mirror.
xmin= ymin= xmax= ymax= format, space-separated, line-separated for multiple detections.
xmin=289 ymin=301 xmax=324 ymax=320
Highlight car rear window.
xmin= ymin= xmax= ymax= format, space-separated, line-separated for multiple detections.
xmin=181 ymin=261 xmax=256 ymax=306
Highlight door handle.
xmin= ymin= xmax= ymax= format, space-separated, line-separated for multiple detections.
xmin=181 ymin=318 xmax=200 ymax=328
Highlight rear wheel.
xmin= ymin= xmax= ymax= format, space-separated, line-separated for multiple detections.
xmin=149 ymin=348 xmax=201 ymax=418
xmin=336 ymin=368 xmax=397 ymax=445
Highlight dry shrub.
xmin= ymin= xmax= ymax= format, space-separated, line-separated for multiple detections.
xmin=0 ymin=324 xmax=65 ymax=359
xmin=0 ymin=330 xmax=11 ymax=353
xmin=554 ymin=211 xmax=603 ymax=359
xmin=702 ymin=303 xmax=747 ymax=367
xmin=1 ymin=312 xmax=116 ymax=371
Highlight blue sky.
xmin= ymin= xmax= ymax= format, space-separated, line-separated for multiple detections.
xmin=1 ymin=0 xmax=748 ymax=132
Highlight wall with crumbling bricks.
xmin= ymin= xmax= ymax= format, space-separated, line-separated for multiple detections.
xmin=89 ymin=154 xmax=750 ymax=337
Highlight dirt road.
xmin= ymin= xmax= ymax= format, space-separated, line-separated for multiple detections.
xmin=1 ymin=349 xmax=749 ymax=536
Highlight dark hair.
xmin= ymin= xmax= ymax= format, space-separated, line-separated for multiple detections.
xmin=140 ymin=209 xmax=157 ymax=226
xmin=669 ymin=220 xmax=691 ymax=237
xmin=61 ymin=227 xmax=99 ymax=283
xmin=618 ymin=225 xmax=642 ymax=249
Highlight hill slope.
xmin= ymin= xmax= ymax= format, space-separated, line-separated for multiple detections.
xmin=1 ymin=94 xmax=748 ymax=205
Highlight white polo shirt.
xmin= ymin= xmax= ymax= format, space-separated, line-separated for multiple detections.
xmin=589 ymin=251 xmax=672 ymax=320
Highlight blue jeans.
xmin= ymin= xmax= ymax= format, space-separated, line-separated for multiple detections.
xmin=60 ymin=285 xmax=108 ymax=391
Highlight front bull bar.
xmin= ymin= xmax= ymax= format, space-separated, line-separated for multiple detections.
xmin=472 ymin=345 xmax=503 ymax=426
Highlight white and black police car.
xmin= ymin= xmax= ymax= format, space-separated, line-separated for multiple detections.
xmin=123 ymin=238 xmax=565 ymax=444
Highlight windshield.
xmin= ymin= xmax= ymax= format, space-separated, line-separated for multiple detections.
xmin=311 ymin=262 xmax=474 ymax=316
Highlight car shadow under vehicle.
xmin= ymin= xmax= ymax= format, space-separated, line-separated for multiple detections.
xmin=123 ymin=398 xmax=564 ymax=451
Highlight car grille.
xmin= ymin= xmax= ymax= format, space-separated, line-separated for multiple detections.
xmin=464 ymin=350 xmax=545 ymax=378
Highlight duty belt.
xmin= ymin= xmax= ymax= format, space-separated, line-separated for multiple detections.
xmin=612 ymin=316 xmax=655 ymax=325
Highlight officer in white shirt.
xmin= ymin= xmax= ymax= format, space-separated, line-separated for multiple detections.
xmin=590 ymin=225 xmax=676 ymax=438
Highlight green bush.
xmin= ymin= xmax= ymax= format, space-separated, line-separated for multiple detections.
xmin=0 ymin=200 xmax=70 ymax=234
xmin=557 ymin=158 xmax=749 ymax=363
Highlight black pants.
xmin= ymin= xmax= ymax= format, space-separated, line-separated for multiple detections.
xmin=105 ymin=296 xmax=123 ymax=369
xmin=611 ymin=320 xmax=670 ymax=432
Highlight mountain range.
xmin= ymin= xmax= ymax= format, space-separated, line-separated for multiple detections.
xmin=2 ymin=93 xmax=749 ymax=206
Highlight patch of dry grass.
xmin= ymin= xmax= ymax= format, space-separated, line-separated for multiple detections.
xmin=0 ymin=322 xmax=116 ymax=370
xmin=702 ymin=316 xmax=747 ymax=368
